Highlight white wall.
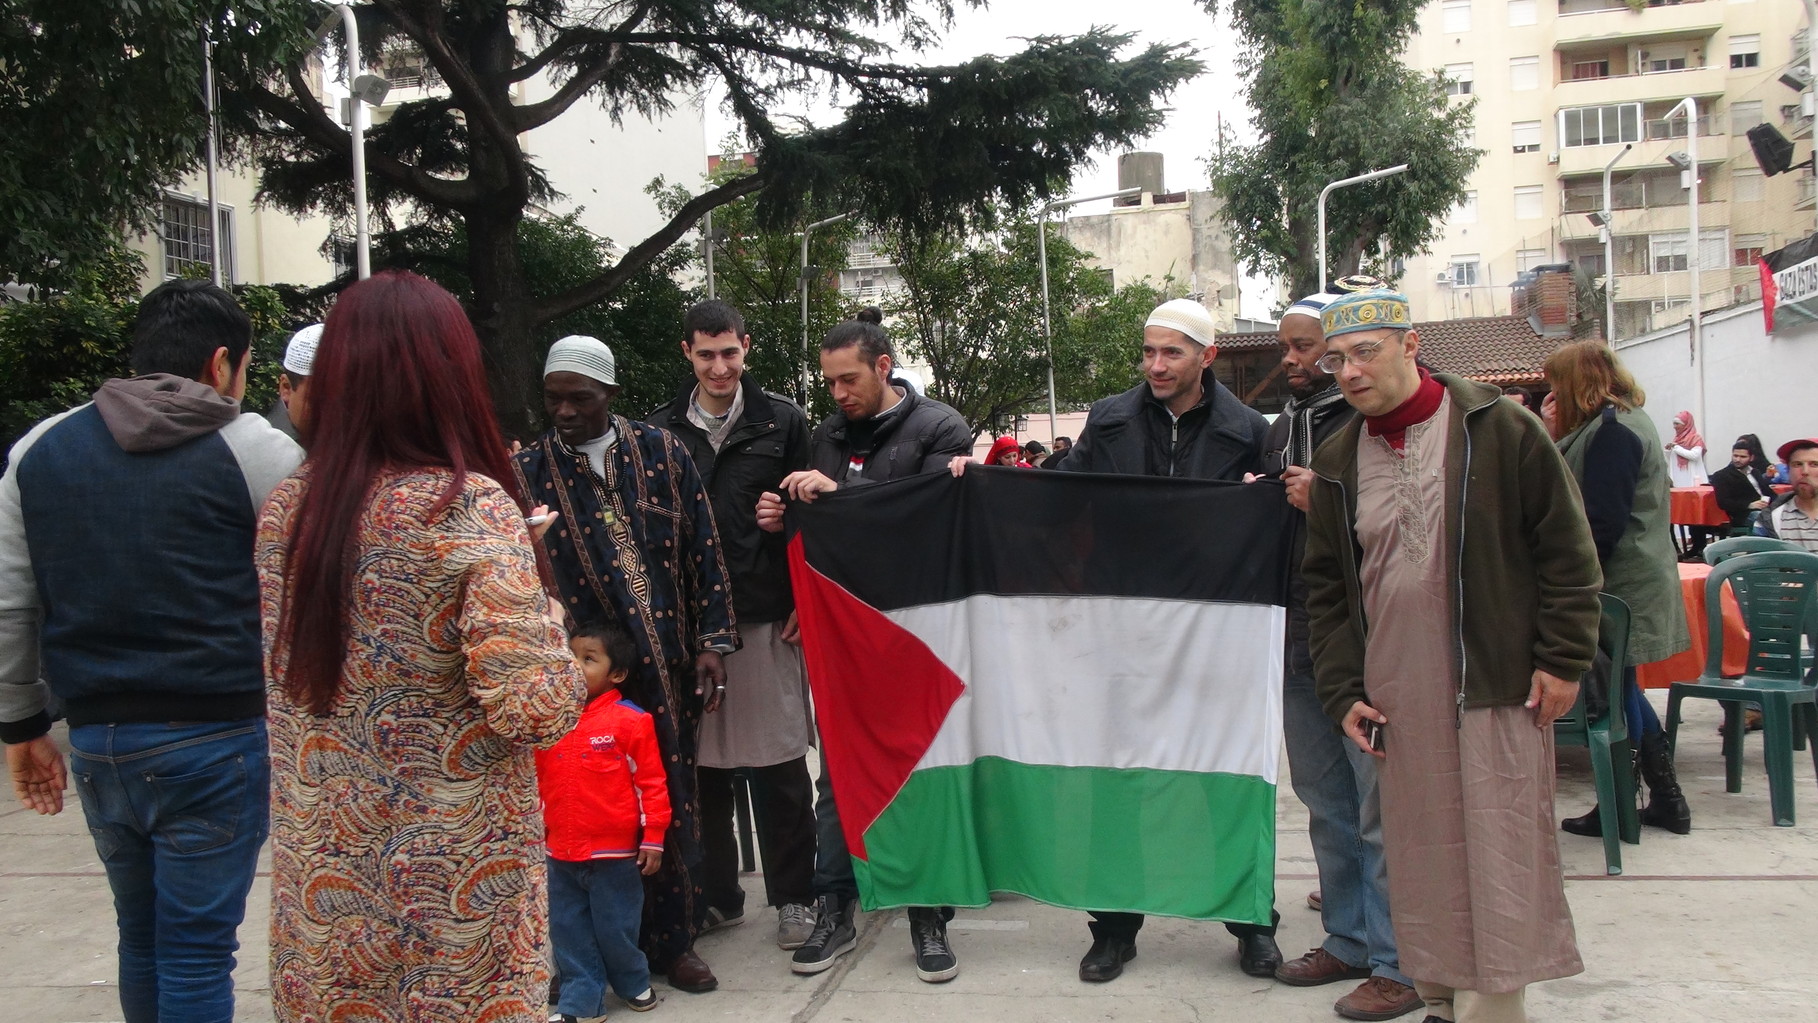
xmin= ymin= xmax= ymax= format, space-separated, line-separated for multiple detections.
xmin=1615 ymin=301 xmax=1818 ymax=463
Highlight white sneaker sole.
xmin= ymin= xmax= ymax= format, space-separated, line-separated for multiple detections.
xmin=790 ymin=936 xmax=857 ymax=974
xmin=916 ymin=961 xmax=959 ymax=983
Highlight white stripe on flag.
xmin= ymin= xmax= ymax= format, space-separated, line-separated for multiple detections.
xmin=885 ymin=594 xmax=1284 ymax=783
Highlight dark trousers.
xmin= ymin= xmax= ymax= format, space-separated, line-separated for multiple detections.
xmin=698 ymin=758 xmax=817 ymax=912
xmin=1088 ymin=909 xmax=1280 ymax=944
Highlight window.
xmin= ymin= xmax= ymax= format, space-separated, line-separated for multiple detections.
xmin=1572 ymin=60 xmax=1611 ymax=81
xmin=1449 ymin=255 xmax=1481 ymax=286
xmin=1729 ymin=34 xmax=1761 ymax=69
xmin=1443 ymin=0 xmax=1472 ymax=33
xmin=1650 ymin=230 xmax=1729 ymax=273
xmin=1512 ymin=119 xmax=1542 ymax=152
xmin=1517 ymin=248 xmax=1548 ymax=273
xmin=1445 ymin=63 xmax=1474 ymax=96
xmin=1650 ymin=56 xmax=1688 ymax=73
xmin=1731 ymin=100 xmax=1765 ymax=131
xmin=1514 ymin=185 xmax=1544 ymax=220
xmin=1455 ymin=191 xmax=1479 ymax=225
xmin=1735 ymin=234 xmax=1767 ymax=266
xmin=1510 ymin=55 xmax=1540 ymax=91
xmin=327 ymin=233 xmax=356 ymax=279
xmin=1560 ymin=103 xmax=1643 ymax=147
xmin=1507 ymin=0 xmax=1536 ymax=26
xmin=1733 ymin=167 xmax=1765 ymax=202
xmin=1575 ymin=250 xmax=1608 ymax=277
xmin=159 ymin=195 xmax=234 ymax=282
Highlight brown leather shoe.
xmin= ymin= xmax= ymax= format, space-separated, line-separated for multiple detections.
xmin=1334 ymin=976 xmax=1422 ymax=1021
xmin=665 ymin=949 xmax=718 ymax=993
xmin=1274 ymin=947 xmax=1371 ymax=987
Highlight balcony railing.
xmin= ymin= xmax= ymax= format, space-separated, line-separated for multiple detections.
xmin=1561 ymin=179 xmax=1710 ymax=213
xmin=1558 ymin=0 xmax=1705 ymax=13
xmin=1644 ymin=115 xmax=1718 ymax=141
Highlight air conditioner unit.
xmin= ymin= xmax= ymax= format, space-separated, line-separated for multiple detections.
xmin=1548 ymin=152 xmax=1561 ymax=164
xmin=1436 ymin=271 xmax=1455 ymax=285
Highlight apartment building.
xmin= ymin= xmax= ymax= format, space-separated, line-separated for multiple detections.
xmin=1401 ymin=0 xmax=1817 ymax=339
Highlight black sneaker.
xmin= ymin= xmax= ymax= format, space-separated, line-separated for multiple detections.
xmin=909 ymin=909 xmax=958 ymax=983
xmin=622 ymin=987 xmax=658 ymax=1012
xmin=790 ymin=894 xmax=857 ymax=975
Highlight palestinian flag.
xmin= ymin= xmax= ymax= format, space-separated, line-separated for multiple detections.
xmin=787 ymin=468 xmax=1291 ymax=924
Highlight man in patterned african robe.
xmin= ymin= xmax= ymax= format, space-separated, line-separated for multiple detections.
xmin=513 ymin=335 xmax=739 ymax=995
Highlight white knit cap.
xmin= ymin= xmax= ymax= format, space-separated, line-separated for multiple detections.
xmin=543 ymin=335 xmax=617 ymax=386
xmin=281 ymin=323 xmax=324 ymax=376
xmin=1144 ymin=299 xmax=1217 ymax=348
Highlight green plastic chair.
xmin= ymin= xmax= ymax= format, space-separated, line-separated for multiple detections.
xmin=1665 ymin=551 xmax=1818 ymax=826
xmin=1703 ymin=535 xmax=1803 ymax=565
xmin=1555 ymin=593 xmax=1639 ymax=875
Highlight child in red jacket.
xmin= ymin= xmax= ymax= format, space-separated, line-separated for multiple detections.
xmin=538 ymin=620 xmax=671 ymax=1021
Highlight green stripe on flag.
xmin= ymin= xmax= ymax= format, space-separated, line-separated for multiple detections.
xmin=853 ymin=756 xmax=1276 ymax=924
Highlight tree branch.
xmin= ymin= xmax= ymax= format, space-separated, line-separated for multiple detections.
xmin=532 ymin=171 xmax=767 ymax=324
xmin=252 ymin=65 xmax=479 ymax=210
xmin=378 ymin=1 xmax=530 ymax=200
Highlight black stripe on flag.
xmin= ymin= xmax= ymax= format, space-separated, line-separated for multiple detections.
xmin=789 ymin=468 xmax=1293 ymax=613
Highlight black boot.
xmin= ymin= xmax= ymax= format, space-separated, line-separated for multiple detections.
xmin=1637 ymin=730 xmax=1692 ymax=834
xmin=1560 ymin=739 xmax=1633 ymax=837
xmin=1560 ymin=805 xmax=1604 ymax=837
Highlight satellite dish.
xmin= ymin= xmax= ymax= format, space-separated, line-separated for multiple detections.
xmin=1747 ymin=123 xmax=1799 ymax=177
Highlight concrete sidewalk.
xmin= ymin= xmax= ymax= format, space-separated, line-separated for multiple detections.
xmin=5 ymin=695 xmax=1816 ymax=1022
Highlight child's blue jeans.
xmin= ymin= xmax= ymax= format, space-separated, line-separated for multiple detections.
xmin=548 ymin=856 xmax=651 ymax=1015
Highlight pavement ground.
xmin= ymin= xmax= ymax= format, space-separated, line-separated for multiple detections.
xmin=5 ymin=693 xmax=1816 ymax=1023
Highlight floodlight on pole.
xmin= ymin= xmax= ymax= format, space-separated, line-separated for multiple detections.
xmin=1599 ymin=143 xmax=1632 ymax=344
xmin=313 ymin=3 xmax=388 ymax=279
xmin=1037 ymin=186 xmax=1141 ymax=436
xmin=1666 ymin=96 xmax=1705 ymax=435
xmin=799 ymin=211 xmax=856 ymax=404
xmin=1317 ymin=165 xmax=1408 ymax=293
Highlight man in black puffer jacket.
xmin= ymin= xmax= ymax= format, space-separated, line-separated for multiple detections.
xmin=755 ymin=307 xmax=972 ymax=985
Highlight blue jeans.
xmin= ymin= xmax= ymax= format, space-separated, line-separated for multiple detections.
xmin=1621 ymin=667 xmax=1662 ymax=738
xmin=1282 ymin=645 xmax=1408 ymax=987
xmin=67 ymin=719 xmax=269 ymax=1023
xmin=810 ymin=756 xmax=859 ymax=904
xmin=548 ymin=857 xmax=651 ymax=1015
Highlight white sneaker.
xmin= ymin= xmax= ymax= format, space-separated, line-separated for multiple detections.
xmin=777 ymin=901 xmax=817 ymax=950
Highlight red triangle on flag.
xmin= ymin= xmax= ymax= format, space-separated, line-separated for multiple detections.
xmin=788 ymin=535 xmax=966 ymax=860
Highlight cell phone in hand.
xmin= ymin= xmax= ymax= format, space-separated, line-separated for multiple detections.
xmin=1364 ymin=719 xmax=1385 ymax=753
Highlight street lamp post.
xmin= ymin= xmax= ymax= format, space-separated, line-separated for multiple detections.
xmin=1037 ymin=186 xmax=1141 ymax=437
xmin=1599 ymin=143 xmax=1634 ymax=343
xmin=202 ymin=26 xmax=222 ymax=287
xmin=799 ymin=211 xmax=855 ymax=403
xmin=1666 ymin=97 xmax=1704 ymax=433
xmin=313 ymin=4 xmax=389 ymax=279
xmin=1317 ymin=165 xmax=1409 ymax=293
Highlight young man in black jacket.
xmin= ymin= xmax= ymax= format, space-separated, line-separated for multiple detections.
xmin=648 ymin=301 xmax=821 ymax=955
xmin=756 ymin=308 xmax=972 ymax=984
xmin=1709 ymin=441 xmax=1775 ymax=531
xmin=1058 ymin=298 xmax=1284 ymax=984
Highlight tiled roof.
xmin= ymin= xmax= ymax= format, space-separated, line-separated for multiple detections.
xmin=1217 ymin=315 xmax=1581 ymax=385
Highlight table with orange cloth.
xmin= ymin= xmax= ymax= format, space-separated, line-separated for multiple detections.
xmin=1669 ymin=484 xmax=1794 ymax=528
xmin=1635 ymin=561 xmax=1748 ymax=689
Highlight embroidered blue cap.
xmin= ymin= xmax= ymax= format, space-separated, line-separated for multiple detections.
xmin=1321 ymin=290 xmax=1412 ymax=338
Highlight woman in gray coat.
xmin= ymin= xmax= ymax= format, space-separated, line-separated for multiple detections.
xmin=1543 ymin=341 xmax=1694 ymax=834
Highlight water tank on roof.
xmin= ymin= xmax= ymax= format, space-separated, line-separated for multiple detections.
xmin=1117 ymin=152 xmax=1163 ymax=206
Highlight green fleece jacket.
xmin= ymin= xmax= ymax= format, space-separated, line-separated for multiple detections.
xmin=1303 ymin=374 xmax=1604 ymax=726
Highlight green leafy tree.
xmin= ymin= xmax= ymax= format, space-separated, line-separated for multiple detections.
xmin=1205 ymin=0 xmax=1479 ymax=299
xmin=224 ymin=1 xmax=1202 ymax=434
xmin=0 ymin=249 xmax=298 ymax=457
xmin=661 ymin=155 xmax=857 ymax=422
xmin=884 ymin=222 xmax=1161 ymax=436
xmin=395 ymin=211 xmax=696 ymax=427
xmin=0 ymin=0 xmax=311 ymax=288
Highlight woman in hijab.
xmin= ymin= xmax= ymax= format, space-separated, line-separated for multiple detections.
xmin=1666 ymin=411 xmax=1708 ymax=487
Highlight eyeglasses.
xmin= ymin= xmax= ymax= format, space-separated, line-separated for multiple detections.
xmin=1315 ymin=331 xmax=1406 ymax=375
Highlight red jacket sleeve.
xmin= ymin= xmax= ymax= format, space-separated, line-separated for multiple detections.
xmin=626 ymin=709 xmax=671 ymax=850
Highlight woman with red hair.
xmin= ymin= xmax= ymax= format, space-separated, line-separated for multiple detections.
xmin=256 ymin=271 xmax=585 ymax=1022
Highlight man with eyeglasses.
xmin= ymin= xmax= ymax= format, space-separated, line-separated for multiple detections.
xmin=1301 ymin=291 xmax=1601 ymax=1023
xmin=1257 ymin=278 xmax=1420 ymax=1022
